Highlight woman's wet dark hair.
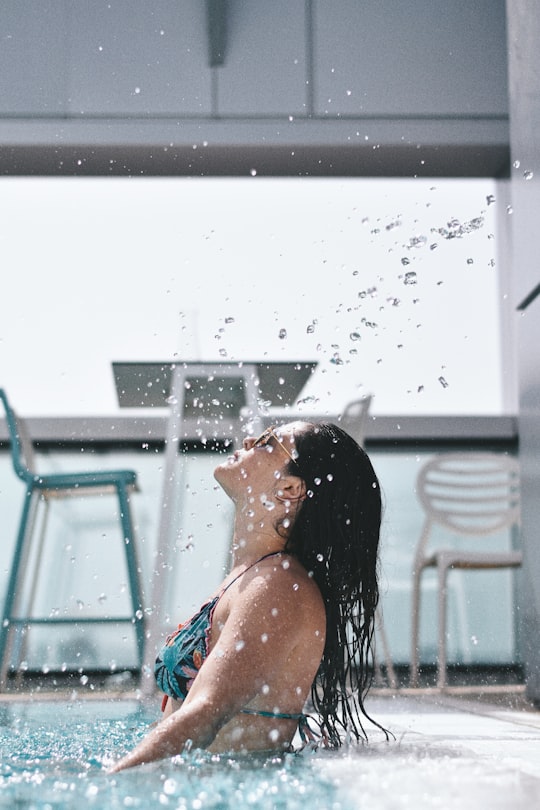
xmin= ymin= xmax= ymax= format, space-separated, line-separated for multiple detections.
xmin=280 ymin=421 xmax=385 ymax=745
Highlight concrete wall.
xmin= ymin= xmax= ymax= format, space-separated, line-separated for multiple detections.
xmin=0 ymin=0 xmax=509 ymax=176
xmin=506 ymin=0 xmax=540 ymax=704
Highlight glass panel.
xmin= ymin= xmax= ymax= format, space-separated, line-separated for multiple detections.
xmin=0 ymin=445 xmax=520 ymax=672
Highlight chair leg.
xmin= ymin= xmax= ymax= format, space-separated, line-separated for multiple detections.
xmin=410 ymin=568 xmax=422 ymax=687
xmin=437 ymin=560 xmax=449 ymax=689
xmin=12 ymin=497 xmax=50 ymax=674
xmin=0 ymin=487 xmax=38 ymax=688
xmin=117 ymin=484 xmax=145 ymax=669
xmin=376 ymin=607 xmax=398 ymax=689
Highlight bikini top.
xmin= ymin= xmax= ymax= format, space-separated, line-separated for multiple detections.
xmin=154 ymin=551 xmax=283 ymax=703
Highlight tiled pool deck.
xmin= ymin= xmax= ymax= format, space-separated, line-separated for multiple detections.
xmin=364 ymin=688 xmax=540 ymax=806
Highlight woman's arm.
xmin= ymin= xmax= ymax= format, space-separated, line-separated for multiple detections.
xmin=108 ymin=564 xmax=312 ymax=773
xmin=107 ymin=692 xmax=227 ymax=772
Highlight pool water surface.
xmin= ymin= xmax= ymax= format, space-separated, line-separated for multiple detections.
xmin=1 ymin=696 xmax=539 ymax=809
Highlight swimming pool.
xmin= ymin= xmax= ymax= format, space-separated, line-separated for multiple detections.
xmin=0 ymin=697 xmax=363 ymax=809
xmin=1 ymin=695 xmax=537 ymax=809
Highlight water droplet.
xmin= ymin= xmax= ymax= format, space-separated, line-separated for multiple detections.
xmin=293 ymin=583 xmax=299 ymax=591
xmin=250 ymin=168 xmax=257 ymax=176
xmin=261 ymin=633 xmax=268 ymax=643
xmin=278 ymin=328 xmax=287 ymax=339
xmin=467 ymin=258 xmax=474 ymax=265
xmin=297 ymin=395 xmax=319 ymax=406
xmin=524 ymin=170 xmax=534 ymax=180
xmin=316 ymin=553 xmax=324 ymax=562
xmin=134 ymin=86 xmax=141 ymax=94
xmin=261 ymin=495 xmax=275 ymax=511
xmin=401 ymin=257 xmax=410 ymax=266
xmin=314 ymin=477 xmax=321 ymax=486
xmin=486 ymin=194 xmax=496 ymax=205
xmin=513 ymin=159 xmax=521 ymax=169
xmin=327 ymin=473 xmax=333 ymax=482
xmin=403 ymin=271 xmax=417 ymax=285
xmin=438 ymin=376 xmax=449 ymax=388
xmin=163 ymin=779 xmax=177 ymax=795
xmin=235 ymin=640 xmax=245 ymax=652
xmin=225 ymin=316 xmax=235 ymax=324
xmin=349 ymin=331 xmax=362 ymax=341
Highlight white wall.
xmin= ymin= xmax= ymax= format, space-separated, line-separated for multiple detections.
xmin=0 ymin=176 xmax=506 ymax=417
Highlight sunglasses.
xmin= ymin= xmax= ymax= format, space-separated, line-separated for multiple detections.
xmin=252 ymin=426 xmax=298 ymax=466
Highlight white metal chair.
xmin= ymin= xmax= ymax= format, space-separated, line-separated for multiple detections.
xmin=373 ymin=606 xmax=398 ymax=689
xmin=338 ymin=394 xmax=372 ymax=447
xmin=410 ymin=452 xmax=521 ymax=689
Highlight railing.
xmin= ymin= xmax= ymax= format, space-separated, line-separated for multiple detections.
xmin=0 ymin=415 xmax=519 ymax=684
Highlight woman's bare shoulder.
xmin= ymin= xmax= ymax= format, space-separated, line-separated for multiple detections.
xmin=237 ymin=553 xmax=324 ymax=617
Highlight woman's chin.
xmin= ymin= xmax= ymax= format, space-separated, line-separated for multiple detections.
xmin=213 ymin=459 xmax=239 ymax=495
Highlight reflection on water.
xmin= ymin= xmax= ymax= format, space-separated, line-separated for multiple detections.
xmin=0 ymin=699 xmax=534 ymax=810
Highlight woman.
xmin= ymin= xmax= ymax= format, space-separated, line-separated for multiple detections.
xmin=109 ymin=421 xmax=382 ymax=772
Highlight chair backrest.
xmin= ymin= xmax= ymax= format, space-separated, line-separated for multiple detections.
xmin=339 ymin=394 xmax=373 ymax=447
xmin=0 ymin=389 xmax=35 ymax=482
xmin=416 ymin=452 xmax=520 ymax=538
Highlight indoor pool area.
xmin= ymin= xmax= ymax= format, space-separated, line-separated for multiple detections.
xmin=1 ymin=691 xmax=540 ymax=809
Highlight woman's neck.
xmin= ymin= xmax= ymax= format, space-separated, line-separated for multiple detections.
xmin=229 ymin=508 xmax=286 ymax=568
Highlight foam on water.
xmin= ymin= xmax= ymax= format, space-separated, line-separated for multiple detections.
xmin=0 ymin=700 xmax=536 ymax=810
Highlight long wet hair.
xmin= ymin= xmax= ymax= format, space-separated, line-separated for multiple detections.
xmin=281 ymin=422 xmax=383 ymax=746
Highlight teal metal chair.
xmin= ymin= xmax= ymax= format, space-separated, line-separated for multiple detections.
xmin=0 ymin=389 xmax=145 ymax=687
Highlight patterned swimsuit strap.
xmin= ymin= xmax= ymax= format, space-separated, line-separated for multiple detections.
xmin=240 ymin=709 xmax=322 ymax=745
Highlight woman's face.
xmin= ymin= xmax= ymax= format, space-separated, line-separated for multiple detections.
xmin=214 ymin=422 xmax=304 ymax=503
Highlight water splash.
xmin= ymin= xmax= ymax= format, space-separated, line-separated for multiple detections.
xmin=432 ymin=216 xmax=484 ymax=240
xmin=407 ymin=235 xmax=428 ymax=249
